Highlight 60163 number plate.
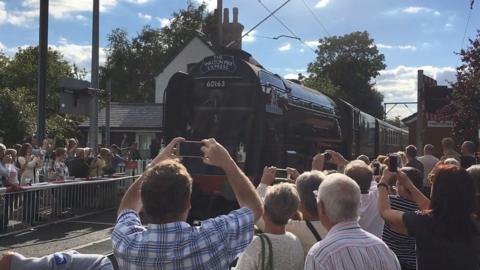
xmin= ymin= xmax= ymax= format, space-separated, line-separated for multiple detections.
xmin=205 ymin=80 xmax=227 ymax=88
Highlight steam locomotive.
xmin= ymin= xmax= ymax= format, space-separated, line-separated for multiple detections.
xmin=163 ymin=49 xmax=407 ymax=217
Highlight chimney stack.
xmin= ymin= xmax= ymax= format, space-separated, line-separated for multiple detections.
xmin=233 ymin=7 xmax=238 ymax=23
xmin=222 ymin=7 xmax=244 ymax=50
xmin=223 ymin=8 xmax=229 ymax=24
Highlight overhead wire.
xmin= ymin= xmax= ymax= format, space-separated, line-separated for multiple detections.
xmin=456 ymin=0 xmax=475 ymax=67
xmin=299 ymin=0 xmax=330 ymax=37
xmin=241 ymin=0 xmax=291 ymax=39
xmin=256 ymin=0 xmax=317 ymax=52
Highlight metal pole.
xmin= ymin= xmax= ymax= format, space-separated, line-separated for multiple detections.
xmin=217 ymin=0 xmax=223 ymax=47
xmin=37 ymin=0 xmax=49 ymax=144
xmin=416 ymin=70 xmax=424 ymax=151
xmin=90 ymin=0 xmax=99 ymax=153
xmin=105 ymin=79 xmax=111 ymax=147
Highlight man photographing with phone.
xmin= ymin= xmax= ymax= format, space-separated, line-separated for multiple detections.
xmin=112 ymin=137 xmax=263 ymax=270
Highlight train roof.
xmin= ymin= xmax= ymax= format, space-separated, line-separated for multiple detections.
xmin=282 ymin=79 xmax=337 ymax=114
xmin=377 ymin=119 xmax=408 ymax=133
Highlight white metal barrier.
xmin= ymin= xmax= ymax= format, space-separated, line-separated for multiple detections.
xmin=0 ymin=176 xmax=137 ymax=235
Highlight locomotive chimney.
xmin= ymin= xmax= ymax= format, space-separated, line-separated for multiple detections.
xmin=222 ymin=7 xmax=244 ymax=50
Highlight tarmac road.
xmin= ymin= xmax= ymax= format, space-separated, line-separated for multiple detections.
xmin=0 ymin=210 xmax=117 ymax=257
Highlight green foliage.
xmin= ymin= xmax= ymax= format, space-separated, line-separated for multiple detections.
xmin=0 ymin=47 xmax=85 ymax=145
xmin=446 ymin=30 xmax=480 ymax=144
xmin=0 ymin=88 xmax=35 ymax=145
xmin=303 ymin=74 xmax=339 ymax=97
xmin=101 ymin=2 xmax=214 ymax=102
xmin=385 ymin=116 xmax=405 ymax=128
xmin=307 ymin=31 xmax=386 ymax=119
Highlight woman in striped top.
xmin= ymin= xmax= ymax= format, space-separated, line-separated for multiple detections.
xmin=382 ymin=167 xmax=424 ymax=270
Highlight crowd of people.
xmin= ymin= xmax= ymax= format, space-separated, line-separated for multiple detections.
xmin=0 ymin=137 xmax=147 ymax=189
xmin=1 ymin=136 xmax=479 ymax=269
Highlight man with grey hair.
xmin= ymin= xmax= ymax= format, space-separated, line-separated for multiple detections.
xmin=255 ymin=168 xmax=327 ymax=255
xmin=236 ymin=183 xmax=304 ymax=270
xmin=344 ymin=160 xmax=384 ymax=237
xmin=305 ymin=173 xmax=400 ymax=270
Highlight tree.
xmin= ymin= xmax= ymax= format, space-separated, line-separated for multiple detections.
xmin=444 ymin=30 xmax=480 ymax=144
xmin=101 ymin=2 xmax=214 ymax=102
xmin=0 ymin=88 xmax=35 ymax=145
xmin=307 ymin=31 xmax=386 ymax=118
xmin=0 ymin=47 xmax=85 ymax=145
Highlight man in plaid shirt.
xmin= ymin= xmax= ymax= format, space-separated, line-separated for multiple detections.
xmin=112 ymin=137 xmax=263 ymax=270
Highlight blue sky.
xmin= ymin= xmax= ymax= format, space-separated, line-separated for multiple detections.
xmin=0 ymin=0 xmax=479 ymax=119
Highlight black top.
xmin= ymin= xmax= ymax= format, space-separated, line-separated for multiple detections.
xmin=66 ymin=157 xmax=89 ymax=178
xmin=405 ymin=158 xmax=425 ymax=175
xmin=403 ymin=211 xmax=479 ymax=270
xmin=461 ymin=156 xmax=477 ymax=169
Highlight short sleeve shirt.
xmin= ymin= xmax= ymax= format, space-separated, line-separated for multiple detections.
xmin=112 ymin=207 xmax=254 ymax=270
xmin=403 ymin=211 xmax=479 ymax=270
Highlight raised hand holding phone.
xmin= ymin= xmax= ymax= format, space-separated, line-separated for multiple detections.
xmin=148 ymin=137 xmax=185 ymax=168
xmin=200 ymin=138 xmax=234 ymax=169
xmin=260 ymin=166 xmax=276 ymax=186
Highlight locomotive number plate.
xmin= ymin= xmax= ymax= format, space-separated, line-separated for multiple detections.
xmin=205 ymin=80 xmax=227 ymax=88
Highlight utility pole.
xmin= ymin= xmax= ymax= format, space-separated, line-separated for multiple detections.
xmin=105 ymin=78 xmax=111 ymax=147
xmin=217 ymin=0 xmax=223 ymax=47
xmin=37 ymin=0 xmax=49 ymax=144
xmin=90 ymin=0 xmax=99 ymax=152
xmin=417 ymin=70 xmax=424 ymax=151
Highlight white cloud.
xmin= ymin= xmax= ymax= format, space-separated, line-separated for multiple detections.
xmin=156 ymin=17 xmax=171 ymax=28
xmin=138 ymin=12 xmax=152 ymax=21
xmin=0 ymin=0 xmax=118 ymax=26
xmin=5 ymin=44 xmax=30 ymax=55
xmin=377 ymin=44 xmax=393 ymax=49
xmin=377 ymin=65 xmax=456 ymax=119
xmin=0 ymin=41 xmax=5 ymax=51
xmin=58 ymin=37 xmax=68 ymax=45
xmin=305 ymin=40 xmax=320 ymax=48
xmin=194 ymin=0 xmax=216 ymax=12
xmin=278 ymin=43 xmax=291 ymax=51
xmin=49 ymin=42 xmax=107 ymax=71
xmin=125 ymin=0 xmax=151 ymax=4
xmin=0 ymin=1 xmax=7 ymax=25
xmin=242 ymin=30 xmax=256 ymax=43
xmin=299 ymin=48 xmax=305 ymax=53
xmin=401 ymin=6 xmax=440 ymax=15
xmin=315 ymin=0 xmax=330 ymax=8
xmin=75 ymin=14 xmax=87 ymax=21
xmin=377 ymin=43 xmax=417 ymax=51
xmin=284 ymin=73 xmax=298 ymax=80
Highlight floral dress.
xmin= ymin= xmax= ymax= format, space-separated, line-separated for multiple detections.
xmin=53 ymin=161 xmax=69 ymax=180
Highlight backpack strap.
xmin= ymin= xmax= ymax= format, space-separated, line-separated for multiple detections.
xmin=258 ymin=234 xmax=274 ymax=270
xmin=306 ymin=220 xmax=322 ymax=241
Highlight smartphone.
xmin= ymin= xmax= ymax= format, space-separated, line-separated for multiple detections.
xmin=388 ymin=154 xmax=398 ymax=172
xmin=275 ymin=168 xmax=288 ymax=179
xmin=373 ymin=162 xmax=381 ymax=176
xmin=178 ymin=141 xmax=204 ymax=158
